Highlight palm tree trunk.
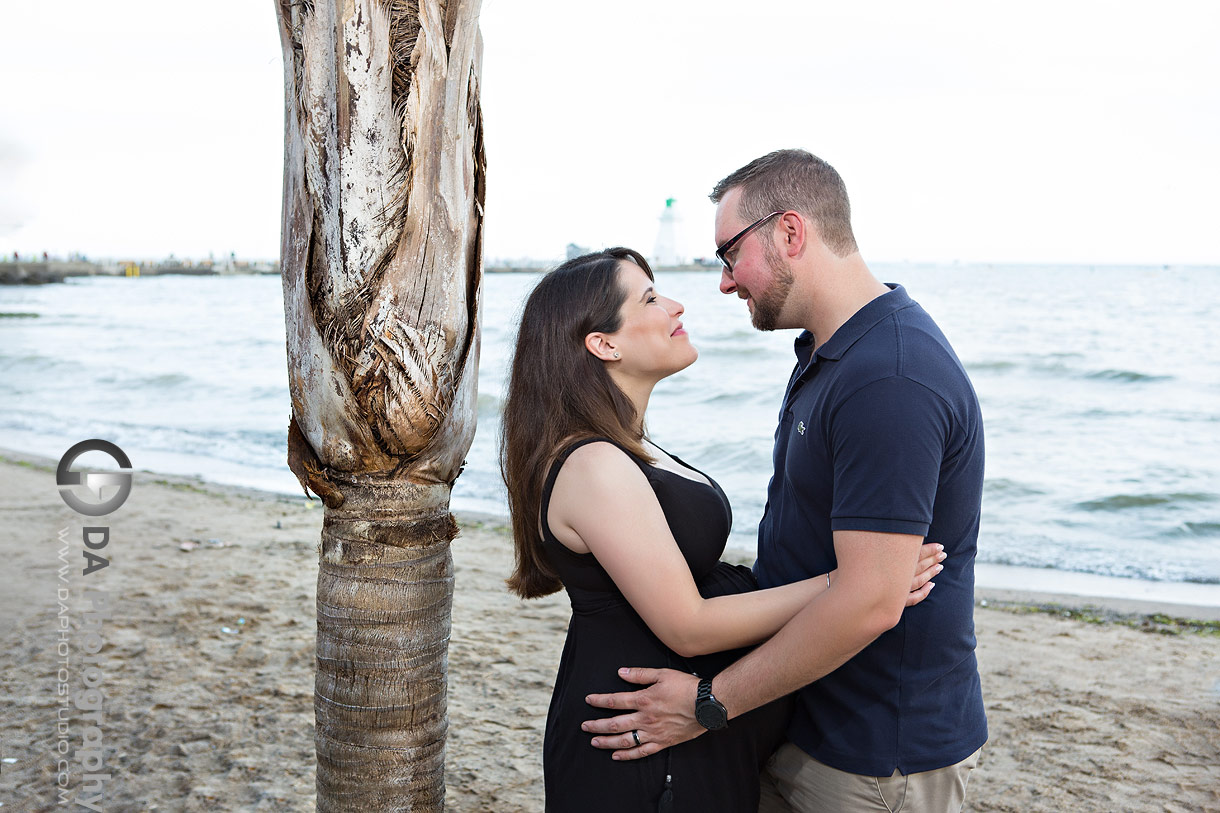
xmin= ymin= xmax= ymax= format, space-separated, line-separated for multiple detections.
xmin=273 ymin=1 xmax=485 ymax=808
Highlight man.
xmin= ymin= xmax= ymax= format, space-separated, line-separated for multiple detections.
xmin=582 ymin=149 xmax=987 ymax=811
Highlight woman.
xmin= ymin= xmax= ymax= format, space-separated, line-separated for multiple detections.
xmin=500 ymin=248 xmax=942 ymax=811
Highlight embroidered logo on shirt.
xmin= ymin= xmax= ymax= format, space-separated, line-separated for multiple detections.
xmin=796 ymin=421 xmax=806 ymax=435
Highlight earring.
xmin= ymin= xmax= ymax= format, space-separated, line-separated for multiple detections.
xmin=613 ymin=352 xmax=620 ymax=359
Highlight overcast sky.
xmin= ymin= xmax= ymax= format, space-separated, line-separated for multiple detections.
xmin=2 ymin=0 xmax=1217 ymax=264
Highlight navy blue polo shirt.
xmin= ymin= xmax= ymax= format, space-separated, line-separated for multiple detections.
xmin=754 ymin=284 xmax=987 ymax=776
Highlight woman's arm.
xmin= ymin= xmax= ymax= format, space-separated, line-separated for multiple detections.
xmin=548 ymin=443 xmax=942 ymax=658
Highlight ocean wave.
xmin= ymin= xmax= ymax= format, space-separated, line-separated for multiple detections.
xmin=983 ymin=478 xmax=1046 ymax=497
xmin=1083 ymin=369 xmax=1172 ymax=383
xmin=1075 ymin=492 xmax=1217 ymax=511
xmin=976 ymin=551 xmax=1220 ymax=584
xmin=1162 ymin=521 xmax=1220 ymax=538
xmin=965 ymin=360 xmax=1018 ymax=373
xmin=57 ymin=421 xmax=288 ymax=461
xmin=966 ymin=357 xmax=1171 ymax=384
xmin=693 ymin=390 xmax=768 ymax=407
xmin=92 ymin=370 xmax=198 ymax=390
xmin=1181 ymin=574 xmax=1220 ymax=585
xmin=0 ymin=352 xmax=80 ymax=372
xmin=1073 ymin=407 xmax=1138 ymax=419
xmin=688 ymin=440 xmax=772 ymax=471
xmin=142 ymin=372 xmax=194 ymax=387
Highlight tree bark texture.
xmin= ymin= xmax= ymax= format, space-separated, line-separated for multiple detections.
xmin=274 ymin=0 xmax=485 ymax=809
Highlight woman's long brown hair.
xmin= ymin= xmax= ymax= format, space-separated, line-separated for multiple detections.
xmin=501 ymin=247 xmax=655 ymax=598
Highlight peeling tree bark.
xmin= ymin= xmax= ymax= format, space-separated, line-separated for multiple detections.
xmin=274 ymin=1 xmax=485 ymax=808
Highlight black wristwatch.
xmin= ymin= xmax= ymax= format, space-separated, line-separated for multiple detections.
xmin=694 ymin=677 xmax=728 ymax=731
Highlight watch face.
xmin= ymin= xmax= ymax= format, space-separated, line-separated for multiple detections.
xmin=696 ymin=700 xmax=727 ymax=730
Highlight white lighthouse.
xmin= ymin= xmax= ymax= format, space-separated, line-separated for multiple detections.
xmin=652 ymin=198 xmax=683 ymax=267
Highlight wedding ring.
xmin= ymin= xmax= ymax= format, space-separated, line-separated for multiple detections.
xmin=631 ymin=730 xmax=641 ymax=747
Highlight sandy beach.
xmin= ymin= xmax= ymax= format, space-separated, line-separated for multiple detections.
xmin=1 ymin=449 xmax=1217 ymax=812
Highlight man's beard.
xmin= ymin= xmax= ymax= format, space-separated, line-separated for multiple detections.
xmin=750 ymin=242 xmax=794 ymax=331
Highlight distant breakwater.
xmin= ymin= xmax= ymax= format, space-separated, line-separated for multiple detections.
xmin=0 ymin=261 xmax=280 ymax=285
xmin=3 ymin=261 xmax=718 ymax=284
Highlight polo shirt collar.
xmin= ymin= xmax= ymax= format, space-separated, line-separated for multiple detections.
xmin=794 ymin=283 xmax=912 ymax=364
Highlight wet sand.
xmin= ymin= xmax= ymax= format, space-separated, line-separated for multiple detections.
xmin=1 ymin=450 xmax=1217 ymax=812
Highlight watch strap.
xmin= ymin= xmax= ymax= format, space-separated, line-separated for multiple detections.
xmin=695 ymin=677 xmax=728 ymax=730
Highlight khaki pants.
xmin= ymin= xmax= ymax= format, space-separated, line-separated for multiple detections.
xmin=758 ymin=742 xmax=981 ymax=813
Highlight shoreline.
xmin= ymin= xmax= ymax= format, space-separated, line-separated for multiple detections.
xmin=2 ymin=450 xmax=1217 ymax=811
xmin=975 ymin=563 xmax=1220 ymax=620
xmin=6 ymin=444 xmax=1218 ymax=620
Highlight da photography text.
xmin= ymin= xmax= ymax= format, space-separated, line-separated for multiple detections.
xmin=53 ymin=439 xmax=132 ymax=810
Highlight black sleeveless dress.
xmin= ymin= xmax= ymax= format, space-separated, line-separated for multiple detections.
xmin=540 ymin=438 xmax=792 ymax=812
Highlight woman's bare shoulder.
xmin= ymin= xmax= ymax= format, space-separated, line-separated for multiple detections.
xmin=558 ymin=439 xmax=640 ymax=481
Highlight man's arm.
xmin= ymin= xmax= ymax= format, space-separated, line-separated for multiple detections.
xmin=582 ymin=528 xmax=923 ymax=758
xmin=552 ymin=442 xmax=869 ymax=657
xmin=712 ymin=529 xmax=922 ymax=715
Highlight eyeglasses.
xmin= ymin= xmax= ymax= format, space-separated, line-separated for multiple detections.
xmin=715 ymin=211 xmax=783 ymax=276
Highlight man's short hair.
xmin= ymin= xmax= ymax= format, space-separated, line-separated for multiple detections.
xmin=710 ymin=149 xmax=858 ymax=258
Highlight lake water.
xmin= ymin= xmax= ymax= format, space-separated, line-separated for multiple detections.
xmin=2 ymin=265 xmax=1217 ymax=587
